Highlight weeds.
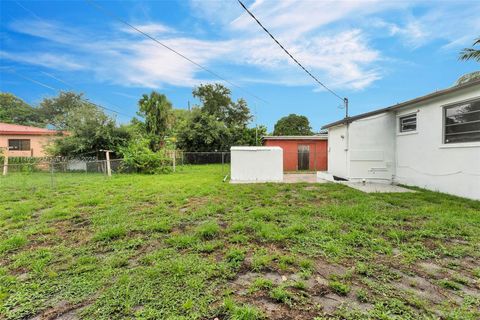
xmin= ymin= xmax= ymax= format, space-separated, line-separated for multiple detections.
xmin=329 ymin=280 xmax=351 ymax=296
xmin=0 ymin=165 xmax=479 ymax=319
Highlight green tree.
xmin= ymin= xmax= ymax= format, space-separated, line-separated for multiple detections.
xmin=273 ymin=114 xmax=313 ymax=136
xmin=48 ymin=104 xmax=129 ymax=157
xmin=192 ymin=84 xmax=252 ymax=127
xmin=230 ymin=125 xmax=267 ymax=146
xmin=0 ymin=93 xmax=43 ymax=126
xmin=38 ymin=91 xmax=86 ymax=129
xmin=177 ymin=109 xmax=231 ymax=152
xmin=138 ymin=91 xmax=173 ymax=151
xmin=459 ymin=37 xmax=480 ymax=62
xmin=177 ymin=83 xmax=263 ymax=151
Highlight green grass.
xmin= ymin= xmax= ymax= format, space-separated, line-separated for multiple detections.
xmin=329 ymin=280 xmax=351 ymax=296
xmin=0 ymin=165 xmax=479 ymax=319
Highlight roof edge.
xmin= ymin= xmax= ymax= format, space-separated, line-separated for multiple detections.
xmin=262 ymin=135 xmax=327 ymax=140
xmin=321 ymin=78 xmax=480 ymax=129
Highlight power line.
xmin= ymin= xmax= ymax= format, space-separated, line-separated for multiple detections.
xmin=5 ymin=68 xmax=136 ymax=119
xmin=236 ymin=0 xmax=346 ymax=103
xmin=84 ymin=0 xmax=269 ymax=105
xmin=41 ymin=71 xmax=75 ymax=89
xmin=10 ymin=1 xmax=136 ymax=119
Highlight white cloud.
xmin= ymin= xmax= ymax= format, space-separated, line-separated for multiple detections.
xmin=369 ymin=2 xmax=480 ymax=49
xmin=6 ymin=19 xmax=232 ymax=88
xmin=4 ymin=0 xmax=479 ymax=93
xmin=0 ymin=51 xmax=84 ymax=71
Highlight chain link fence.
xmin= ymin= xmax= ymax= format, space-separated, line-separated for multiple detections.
xmin=0 ymin=149 xmax=330 ymax=190
xmin=0 ymin=152 xmax=232 ymax=189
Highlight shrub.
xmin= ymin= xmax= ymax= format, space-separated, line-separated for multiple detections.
xmin=119 ymin=139 xmax=172 ymax=174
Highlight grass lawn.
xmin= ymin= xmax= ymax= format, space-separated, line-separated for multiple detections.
xmin=1 ymin=165 xmax=479 ymax=320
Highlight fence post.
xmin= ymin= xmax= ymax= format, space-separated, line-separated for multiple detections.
xmin=102 ymin=149 xmax=112 ymax=177
xmin=2 ymin=147 xmax=8 ymax=176
xmin=50 ymin=159 xmax=54 ymax=188
xmin=221 ymin=152 xmax=224 ymax=175
xmin=172 ymin=150 xmax=176 ymax=172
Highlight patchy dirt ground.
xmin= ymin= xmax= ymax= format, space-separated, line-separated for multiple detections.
xmin=1 ymin=166 xmax=479 ymax=319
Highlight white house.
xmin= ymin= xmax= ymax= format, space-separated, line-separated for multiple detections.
xmin=322 ymin=74 xmax=480 ymax=200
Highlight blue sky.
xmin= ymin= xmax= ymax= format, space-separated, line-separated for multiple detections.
xmin=1 ymin=0 xmax=479 ymax=132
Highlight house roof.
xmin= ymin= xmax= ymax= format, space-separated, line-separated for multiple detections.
xmin=321 ymin=78 xmax=480 ymax=129
xmin=0 ymin=123 xmax=60 ymax=135
xmin=262 ymin=135 xmax=328 ymax=141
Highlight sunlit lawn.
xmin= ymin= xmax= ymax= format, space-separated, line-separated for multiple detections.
xmin=0 ymin=165 xmax=479 ymax=319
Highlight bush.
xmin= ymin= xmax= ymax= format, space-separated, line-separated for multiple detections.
xmin=119 ymin=139 xmax=172 ymax=174
xmin=1 ymin=157 xmax=42 ymax=173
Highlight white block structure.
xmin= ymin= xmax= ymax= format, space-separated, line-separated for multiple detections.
xmin=230 ymin=146 xmax=283 ymax=182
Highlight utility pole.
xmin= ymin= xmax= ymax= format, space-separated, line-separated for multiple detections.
xmin=344 ymin=97 xmax=349 ymax=118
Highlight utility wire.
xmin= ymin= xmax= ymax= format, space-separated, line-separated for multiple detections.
xmin=84 ymin=0 xmax=269 ymax=105
xmin=237 ymin=0 xmax=345 ymax=102
xmin=11 ymin=1 xmax=136 ymax=119
xmin=41 ymin=71 xmax=75 ymax=89
xmin=6 ymin=68 xmax=136 ymax=119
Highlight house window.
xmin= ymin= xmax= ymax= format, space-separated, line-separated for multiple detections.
xmin=444 ymin=99 xmax=480 ymax=144
xmin=399 ymin=114 xmax=417 ymax=132
xmin=8 ymin=139 xmax=31 ymax=151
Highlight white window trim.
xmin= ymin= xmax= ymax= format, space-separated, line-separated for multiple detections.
xmin=397 ymin=111 xmax=418 ymax=135
xmin=441 ymin=96 xmax=480 ymax=145
xmin=438 ymin=142 xmax=480 ymax=149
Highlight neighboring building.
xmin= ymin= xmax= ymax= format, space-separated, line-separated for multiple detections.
xmin=263 ymin=135 xmax=328 ymax=171
xmin=321 ymin=75 xmax=480 ymax=200
xmin=0 ymin=123 xmax=63 ymax=157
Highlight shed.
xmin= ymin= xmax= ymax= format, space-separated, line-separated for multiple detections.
xmin=262 ymin=135 xmax=328 ymax=171
xmin=230 ymin=146 xmax=283 ymax=182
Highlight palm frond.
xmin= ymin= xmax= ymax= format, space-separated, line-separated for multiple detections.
xmin=459 ymin=48 xmax=480 ymax=62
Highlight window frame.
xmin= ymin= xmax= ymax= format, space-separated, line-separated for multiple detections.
xmin=8 ymin=139 xmax=31 ymax=151
xmin=442 ymin=97 xmax=480 ymax=145
xmin=398 ymin=113 xmax=417 ymax=133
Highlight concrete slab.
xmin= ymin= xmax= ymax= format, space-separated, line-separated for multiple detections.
xmin=341 ymin=182 xmax=415 ymax=193
xmin=230 ymin=173 xmax=329 ymax=184
xmin=283 ymin=173 xmax=328 ymax=184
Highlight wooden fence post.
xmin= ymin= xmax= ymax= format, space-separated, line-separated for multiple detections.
xmin=2 ymin=147 xmax=8 ymax=176
xmin=105 ymin=150 xmax=111 ymax=177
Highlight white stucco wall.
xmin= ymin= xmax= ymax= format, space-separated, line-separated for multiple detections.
xmin=327 ymin=113 xmax=395 ymax=182
xmin=230 ymin=146 xmax=283 ymax=182
xmin=348 ymin=113 xmax=396 ymax=182
xmin=394 ymin=86 xmax=480 ymax=200
xmin=326 ymin=84 xmax=480 ymax=200
xmin=327 ymin=125 xmax=348 ymax=179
